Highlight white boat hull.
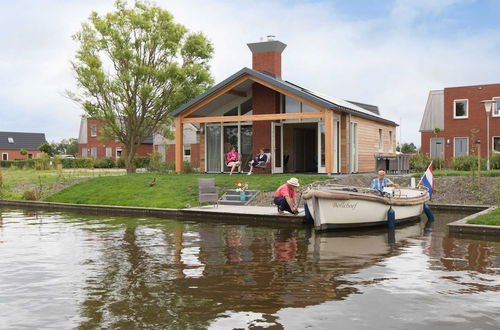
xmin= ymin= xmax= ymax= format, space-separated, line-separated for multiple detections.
xmin=303 ymin=187 xmax=429 ymax=230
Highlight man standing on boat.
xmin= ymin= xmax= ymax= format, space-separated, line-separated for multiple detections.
xmin=370 ymin=170 xmax=395 ymax=192
xmin=273 ymin=178 xmax=300 ymax=215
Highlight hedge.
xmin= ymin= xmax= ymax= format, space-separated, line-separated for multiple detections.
xmin=450 ymin=155 xmax=486 ymax=171
xmin=60 ymin=158 xmax=94 ymax=169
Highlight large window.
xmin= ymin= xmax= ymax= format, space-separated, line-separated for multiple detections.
xmin=453 ymin=99 xmax=468 ymax=119
xmin=493 ymin=136 xmax=500 ymax=153
xmin=493 ymin=97 xmax=500 ymax=117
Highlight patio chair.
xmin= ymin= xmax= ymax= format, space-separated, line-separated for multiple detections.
xmin=255 ymin=153 xmax=271 ymax=171
xmin=198 ymin=178 xmax=219 ymax=207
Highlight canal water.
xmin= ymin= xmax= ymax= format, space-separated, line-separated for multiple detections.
xmin=0 ymin=208 xmax=498 ymax=329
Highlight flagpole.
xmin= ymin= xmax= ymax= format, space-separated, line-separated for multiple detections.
xmin=417 ymin=160 xmax=433 ymax=187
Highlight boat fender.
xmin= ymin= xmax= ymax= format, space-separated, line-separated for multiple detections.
xmin=387 ymin=207 xmax=396 ymax=229
xmin=424 ymin=203 xmax=434 ymax=222
xmin=303 ymin=202 xmax=313 ymax=223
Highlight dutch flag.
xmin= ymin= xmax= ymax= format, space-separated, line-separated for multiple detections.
xmin=421 ymin=163 xmax=434 ymax=201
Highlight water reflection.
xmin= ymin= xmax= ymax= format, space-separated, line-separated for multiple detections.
xmin=0 ymin=208 xmax=498 ymax=329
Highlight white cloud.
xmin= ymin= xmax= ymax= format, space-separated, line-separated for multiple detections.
xmin=0 ymin=0 xmax=499 ymax=145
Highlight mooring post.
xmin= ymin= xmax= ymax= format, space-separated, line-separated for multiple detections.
xmin=387 ymin=207 xmax=396 ymax=229
xmin=423 ymin=203 xmax=434 ymax=222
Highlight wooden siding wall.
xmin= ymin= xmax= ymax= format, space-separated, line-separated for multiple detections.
xmin=340 ymin=114 xmax=349 ymax=173
xmin=352 ymin=115 xmax=397 ymax=173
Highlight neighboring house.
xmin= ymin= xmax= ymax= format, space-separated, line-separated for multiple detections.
xmin=78 ymin=118 xmax=154 ymax=159
xmin=172 ymin=37 xmax=398 ymax=174
xmin=0 ymin=131 xmax=46 ymax=160
xmin=77 ymin=118 xmax=201 ymax=166
xmin=153 ymin=123 xmax=200 ymax=167
xmin=420 ymin=84 xmax=500 ymax=165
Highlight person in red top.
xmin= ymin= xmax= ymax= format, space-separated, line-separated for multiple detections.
xmin=273 ymin=177 xmax=300 ymax=215
xmin=226 ymin=146 xmax=241 ymax=175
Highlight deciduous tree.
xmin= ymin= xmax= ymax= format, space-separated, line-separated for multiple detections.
xmin=68 ymin=1 xmax=213 ymax=173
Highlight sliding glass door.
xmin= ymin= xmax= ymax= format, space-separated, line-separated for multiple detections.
xmin=206 ymin=123 xmax=252 ymax=173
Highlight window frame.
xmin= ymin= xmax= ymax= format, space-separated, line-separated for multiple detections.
xmin=378 ymin=129 xmax=383 ymax=152
xmin=2 ymin=153 xmax=8 ymax=161
xmin=493 ymin=136 xmax=500 ymax=153
xmin=492 ymin=97 xmax=500 ymax=117
xmin=453 ymin=99 xmax=469 ymax=119
xmin=90 ymin=125 xmax=97 ymax=137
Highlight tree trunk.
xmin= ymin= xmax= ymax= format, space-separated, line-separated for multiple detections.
xmin=124 ymin=146 xmax=137 ymax=174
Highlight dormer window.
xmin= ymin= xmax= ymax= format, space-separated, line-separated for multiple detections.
xmin=8 ymin=137 xmax=14 ymax=143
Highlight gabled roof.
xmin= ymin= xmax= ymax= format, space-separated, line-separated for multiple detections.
xmin=172 ymin=67 xmax=397 ymax=126
xmin=419 ymin=90 xmax=444 ymax=132
xmin=0 ymin=131 xmax=47 ymax=150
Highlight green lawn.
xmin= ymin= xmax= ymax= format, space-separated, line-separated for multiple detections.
xmin=43 ymin=173 xmax=330 ymax=209
xmin=412 ymin=169 xmax=500 ymax=177
xmin=467 ymin=208 xmax=500 ymax=226
xmin=0 ymin=168 xmax=125 ymax=200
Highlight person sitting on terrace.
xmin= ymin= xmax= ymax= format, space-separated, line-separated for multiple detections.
xmin=226 ymin=146 xmax=241 ymax=176
xmin=273 ymin=177 xmax=300 ymax=215
xmin=247 ymin=149 xmax=268 ymax=175
xmin=370 ymin=170 xmax=394 ymax=192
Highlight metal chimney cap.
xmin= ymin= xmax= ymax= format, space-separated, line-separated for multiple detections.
xmin=247 ymin=39 xmax=287 ymax=54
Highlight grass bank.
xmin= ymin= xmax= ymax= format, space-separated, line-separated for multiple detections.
xmin=467 ymin=208 xmax=500 ymax=226
xmin=43 ymin=173 xmax=330 ymax=209
xmin=0 ymin=168 xmax=125 ymax=200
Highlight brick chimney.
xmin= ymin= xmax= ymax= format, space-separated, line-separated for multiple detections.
xmin=247 ymin=36 xmax=287 ymax=77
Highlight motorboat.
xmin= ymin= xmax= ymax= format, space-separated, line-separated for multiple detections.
xmin=302 ymin=185 xmax=429 ymax=230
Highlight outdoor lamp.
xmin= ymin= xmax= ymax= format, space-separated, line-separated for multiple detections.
xmin=480 ymin=99 xmax=496 ymax=171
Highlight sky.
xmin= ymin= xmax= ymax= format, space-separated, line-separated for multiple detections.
xmin=1 ymin=0 xmax=500 ymax=146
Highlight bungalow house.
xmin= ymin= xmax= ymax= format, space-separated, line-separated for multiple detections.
xmin=78 ymin=118 xmax=201 ymax=166
xmin=172 ymin=38 xmax=398 ymax=174
xmin=420 ymin=83 xmax=500 ymax=165
xmin=0 ymin=131 xmax=46 ymax=160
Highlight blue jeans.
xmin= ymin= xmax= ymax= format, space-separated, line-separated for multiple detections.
xmin=273 ymin=197 xmax=293 ymax=214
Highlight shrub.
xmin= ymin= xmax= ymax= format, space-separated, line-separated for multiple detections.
xmin=94 ymin=157 xmax=116 ymax=168
xmin=116 ymin=157 xmax=126 ymax=168
xmin=11 ymin=159 xmax=36 ymax=169
xmin=450 ymin=155 xmax=486 ymax=171
xmin=409 ymin=153 xmax=432 ymax=172
xmin=133 ymin=156 xmax=150 ymax=169
xmin=34 ymin=158 xmax=50 ymax=170
xmin=60 ymin=158 xmax=94 ymax=168
xmin=23 ymin=188 xmax=39 ymax=200
xmin=0 ymin=160 xmax=13 ymax=168
xmin=159 ymin=161 xmax=176 ymax=172
xmin=490 ymin=153 xmax=500 ymax=170
xmin=148 ymin=151 xmax=163 ymax=172
xmin=183 ymin=160 xmax=198 ymax=174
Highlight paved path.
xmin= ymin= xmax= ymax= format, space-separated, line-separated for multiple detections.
xmin=186 ymin=204 xmax=304 ymax=217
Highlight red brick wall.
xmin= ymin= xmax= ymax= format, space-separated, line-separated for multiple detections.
xmin=251 ymin=83 xmax=280 ymax=173
xmin=421 ymin=83 xmax=500 ymax=164
xmin=252 ymin=52 xmax=282 ymax=77
xmin=0 ymin=149 xmax=41 ymax=160
xmin=165 ymin=143 xmax=200 ymax=167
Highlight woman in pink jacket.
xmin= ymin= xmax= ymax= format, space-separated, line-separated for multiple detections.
xmin=226 ymin=146 xmax=241 ymax=175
